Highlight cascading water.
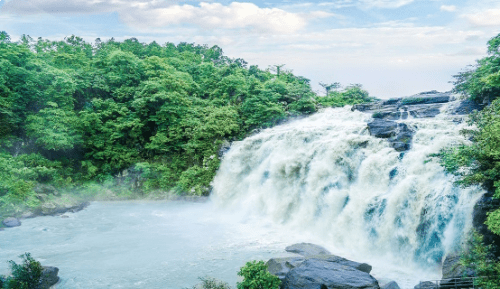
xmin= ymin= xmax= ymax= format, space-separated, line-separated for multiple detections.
xmin=211 ymin=102 xmax=484 ymax=284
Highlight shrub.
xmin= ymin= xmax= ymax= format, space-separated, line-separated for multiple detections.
xmin=193 ymin=277 xmax=231 ymax=289
xmin=237 ymin=260 xmax=280 ymax=289
xmin=2 ymin=253 xmax=43 ymax=289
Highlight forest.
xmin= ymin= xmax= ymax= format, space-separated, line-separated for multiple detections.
xmin=0 ymin=31 xmax=374 ymax=216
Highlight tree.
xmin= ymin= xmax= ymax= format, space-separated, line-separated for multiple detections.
xmin=319 ymin=82 xmax=341 ymax=95
xmin=2 ymin=253 xmax=43 ymax=289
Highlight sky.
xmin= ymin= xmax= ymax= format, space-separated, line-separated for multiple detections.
xmin=0 ymin=0 xmax=499 ymax=98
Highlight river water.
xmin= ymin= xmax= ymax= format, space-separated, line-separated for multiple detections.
xmin=0 ymin=104 xmax=485 ymax=288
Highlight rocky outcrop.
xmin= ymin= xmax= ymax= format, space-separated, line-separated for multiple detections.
xmin=268 ymin=243 xmax=374 ymax=288
xmin=2 ymin=217 xmax=21 ymax=227
xmin=352 ymin=91 xmax=461 ymax=152
xmin=367 ymin=120 xmax=414 ymax=152
xmin=36 ymin=201 xmax=90 ymax=216
xmin=441 ymin=253 xmax=474 ymax=279
xmin=283 ymin=259 xmax=379 ymax=289
xmin=39 ymin=266 xmax=59 ymax=289
xmin=472 ymin=193 xmax=500 ymax=255
xmin=285 ymin=243 xmax=331 ymax=256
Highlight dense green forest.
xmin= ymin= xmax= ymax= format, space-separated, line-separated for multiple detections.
xmin=0 ymin=32 xmax=373 ymax=216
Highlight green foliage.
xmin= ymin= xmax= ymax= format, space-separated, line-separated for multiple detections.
xmin=2 ymin=253 xmax=43 ymax=289
xmin=454 ymin=34 xmax=500 ymax=104
xmin=0 ymin=31 xmax=328 ymax=206
xmin=237 ymin=261 xmax=280 ymax=289
xmin=460 ymin=231 xmax=500 ymax=288
xmin=315 ymin=84 xmax=374 ymax=108
xmin=192 ymin=277 xmax=231 ymax=289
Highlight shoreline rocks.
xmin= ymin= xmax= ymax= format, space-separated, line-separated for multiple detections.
xmin=2 ymin=217 xmax=21 ymax=227
xmin=39 ymin=266 xmax=60 ymax=289
xmin=268 ymin=243 xmax=379 ymax=289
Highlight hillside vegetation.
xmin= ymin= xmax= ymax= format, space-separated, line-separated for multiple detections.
xmin=0 ymin=32 xmax=371 ymax=215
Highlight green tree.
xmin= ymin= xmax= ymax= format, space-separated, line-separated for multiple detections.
xmin=2 ymin=253 xmax=43 ymax=289
xmin=237 ymin=261 xmax=280 ymax=289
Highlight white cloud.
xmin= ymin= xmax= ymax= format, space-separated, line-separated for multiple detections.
xmin=463 ymin=9 xmax=500 ymax=27
xmin=440 ymin=5 xmax=456 ymax=12
xmin=1 ymin=0 xmax=308 ymax=33
xmin=360 ymin=0 xmax=414 ymax=8
xmin=122 ymin=2 xmax=307 ymax=33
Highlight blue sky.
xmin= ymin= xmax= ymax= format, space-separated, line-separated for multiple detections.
xmin=1 ymin=0 xmax=499 ymax=98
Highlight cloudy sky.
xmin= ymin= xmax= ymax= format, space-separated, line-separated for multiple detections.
xmin=0 ymin=0 xmax=499 ymax=98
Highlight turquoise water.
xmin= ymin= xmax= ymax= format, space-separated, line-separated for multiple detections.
xmin=0 ymin=201 xmax=290 ymax=288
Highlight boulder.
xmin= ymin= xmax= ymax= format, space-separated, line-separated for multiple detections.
xmin=267 ymin=257 xmax=305 ymax=283
xmin=38 ymin=266 xmax=59 ymax=289
xmin=285 ymin=243 xmax=331 ymax=256
xmin=2 ymin=217 xmax=21 ymax=227
xmin=367 ymin=120 xmax=399 ymax=138
xmin=381 ymin=281 xmax=400 ymax=289
xmin=283 ymin=259 xmax=379 ymax=289
xmin=307 ymin=255 xmax=372 ymax=274
xmin=38 ymin=201 xmax=90 ymax=216
xmin=413 ymin=281 xmax=438 ymax=289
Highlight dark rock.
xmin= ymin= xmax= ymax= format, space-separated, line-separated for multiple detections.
xmin=382 ymin=98 xmax=402 ymax=105
xmin=381 ymin=281 xmax=400 ymax=289
xmin=217 ymin=140 xmax=231 ymax=158
xmin=407 ymin=104 xmax=442 ymax=118
xmin=285 ymin=243 xmax=331 ymax=256
xmin=352 ymin=102 xmax=384 ymax=112
xmin=451 ymin=99 xmax=484 ymax=115
xmin=414 ymin=281 xmax=438 ymax=289
xmin=472 ymin=193 xmax=500 ymax=255
xmin=267 ymin=257 xmax=305 ymax=283
xmin=39 ymin=266 xmax=59 ymax=289
xmin=441 ymin=253 xmax=475 ymax=279
xmin=308 ymin=255 xmax=372 ymax=274
xmin=283 ymin=259 xmax=379 ymax=289
xmin=367 ymin=120 xmax=399 ymax=138
xmin=2 ymin=217 xmax=21 ymax=227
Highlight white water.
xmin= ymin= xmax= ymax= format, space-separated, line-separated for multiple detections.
xmin=212 ymin=103 xmax=484 ymax=287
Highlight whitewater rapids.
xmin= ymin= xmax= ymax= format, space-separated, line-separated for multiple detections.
xmin=211 ymin=103 xmax=484 ymax=286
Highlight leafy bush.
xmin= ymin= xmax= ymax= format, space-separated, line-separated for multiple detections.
xmin=2 ymin=253 xmax=43 ymax=289
xmin=192 ymin=277 xmax=231 ymax=289
xmin=315 ymin=84 xmax=374 ymax=108
xmin=460 ymin=231 xmax=500 ymax=288
xmin=237 ymin=261 xmax=280 ymax=289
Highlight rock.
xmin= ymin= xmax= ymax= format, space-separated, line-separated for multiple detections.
xmin=38 ymin=201 xmax=90 ymax=216
xmin=285 ymin=243 xmax=331 ymax=256
xmin=283 ymin=259 xmax=379 ymax=289
xmin=20 ymin=211 xmax=35 ymax=219
xmin=381 ymin=281 xmax=400 ymax=289
xmin=267 ymin=257 xmax=305 ymax=283
xmin=451 ymin=99 xmax=484 ymax=115
xmin=413 ymin=281 xmax=438 ymax=289
xmin=2 ymin=217 xmax=21 ymax=227
xmin=38 ymin=266 xmax=59 ymax=289
xmin=472 ymin=193 xmax=500 ymax=255
xmin=367 ymin=120 xmax=414 ymax=151
xmin=307 ymin=255 xmax=372 ymax=274
xmin=441 ymin=253 xmax=475 ymax=279
xmin=218 ymin=140 xmax=231 ymax=158
xmin=367 ymin=120 xmax=399 ymax=138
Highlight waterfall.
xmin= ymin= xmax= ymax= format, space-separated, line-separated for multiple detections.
xmin=211 ymin=103 xmax=483 ymax=279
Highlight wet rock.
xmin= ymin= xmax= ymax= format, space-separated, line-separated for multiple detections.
xmin=285 ymin=243 xmax=331 ymax=256
xmin=472 ymin=193 xmax=500 ymax=255
xmin=283 ymin=259 xmax=379 ymax=289
xmin=218 ymin=140 xmax=231 ymax=158
xmin=441 ymin=253 xmax=475 ymax=279
xmin=2 ymin=217 xmax=21 ymax=227
xmin=367 ymin=120 xmax=399 ymax=138
xmin=450 ymin=99 xmax=484 ymax=115
xmin=381 ymin=281 xmax=400 ymax=289
xmin=39 ymin=266 xmax=59 ymax=289
xmin=309 ymin=255 xmax=372 ymax=274
xmin=267 ymin=257 xmax=305 ymax=283
xmin=414 ymin=281 xmax=438 ymax=289
xmin=37 ymin=201 xmax=90 ymax=216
